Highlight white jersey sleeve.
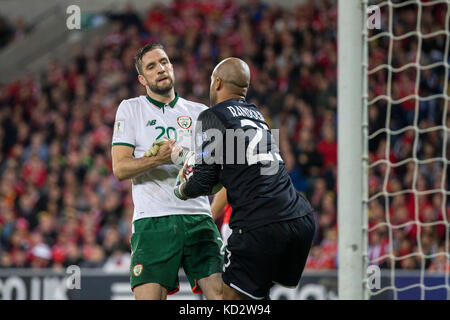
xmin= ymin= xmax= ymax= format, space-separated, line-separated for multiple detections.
xmin=112 ymin=100 xmax=136 ymax=149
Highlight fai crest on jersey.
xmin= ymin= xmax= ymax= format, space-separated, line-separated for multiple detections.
xmin=177 ymin=116 xmax=192 ymax=129
xmin=132 ymin=264 xmax=143 ymax=277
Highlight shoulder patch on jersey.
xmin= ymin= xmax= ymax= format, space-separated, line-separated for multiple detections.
xmin=114 ymin=120 xmax=124 ymax=134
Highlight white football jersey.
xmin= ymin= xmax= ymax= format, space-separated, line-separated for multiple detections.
xmin=112 ymin=93 xmax=212 ymax=224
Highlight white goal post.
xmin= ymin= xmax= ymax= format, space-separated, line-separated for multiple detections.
xmin=337 ymin=0 xmax=369 ymax=300
xmin=338 ymin=0 xmax=450 ymax=300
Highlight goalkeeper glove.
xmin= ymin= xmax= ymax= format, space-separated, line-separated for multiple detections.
xmin=173 ymin=148 xmax=190 ymax=166
xmin=174 ymin=167 xmax=188 ymax=200
xmin=174 ymin=151 xmax=196 ymax=200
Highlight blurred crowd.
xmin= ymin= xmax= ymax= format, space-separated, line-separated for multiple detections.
xmin=0 ymin=0 xmax=448 ymax=272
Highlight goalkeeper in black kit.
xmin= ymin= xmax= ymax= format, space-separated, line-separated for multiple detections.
xmin=174 ymin=57 xmax=316 ymax=300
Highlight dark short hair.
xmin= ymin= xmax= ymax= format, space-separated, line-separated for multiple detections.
xmin=134 ymin=43 xmax=165 ymax=75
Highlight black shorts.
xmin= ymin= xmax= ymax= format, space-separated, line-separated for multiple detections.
xmin=222 ymin=212 xmax=315 ymax=299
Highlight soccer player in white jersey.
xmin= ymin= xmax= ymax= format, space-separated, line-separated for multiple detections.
xmin=111 ymin=43 xmax=223 ymax=300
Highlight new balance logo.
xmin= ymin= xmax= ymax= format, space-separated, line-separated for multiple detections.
xmin=146 ymin=120 xmax=157 ymax=126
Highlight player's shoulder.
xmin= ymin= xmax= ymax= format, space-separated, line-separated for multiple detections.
xmin=196 ymin=106 xmax=216 ymax=121
xmin=120 ymin=96 xmax=146 ymax=108
xmin=212 ymin=98 xmax=256 ymax=109
xmin=210 ymin=98 xmax=244 ymax=113
xmin=118 ymin=96 xmax=143 ymax=112
xmin=212 ymin=98 xmax=263 ymax=120
xmin=208 ymin=98 xmax=240 ymax=119
xmin=178 ymin=97 xmax=209 ymax=112
xmin=116 ymin=96 xmax=147 ymax=117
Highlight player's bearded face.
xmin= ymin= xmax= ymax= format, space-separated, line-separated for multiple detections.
xmin=145 ymin=73 xmax=174 ymax=95
xmin=141 ymin=49 xmax=175 ymax=95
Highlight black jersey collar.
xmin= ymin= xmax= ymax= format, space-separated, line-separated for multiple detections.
xmin=146 ymin=92 xmax=179 ymax=112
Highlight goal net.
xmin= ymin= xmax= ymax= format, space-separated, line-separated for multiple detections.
xmin=366 ymin=0 xmax=450 ymax=299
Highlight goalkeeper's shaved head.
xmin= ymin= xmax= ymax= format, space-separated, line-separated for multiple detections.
xmin=209 ymin=57 xmax=251 ymax=106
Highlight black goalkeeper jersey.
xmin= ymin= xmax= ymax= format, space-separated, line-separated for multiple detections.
xmin=182 ymin=98 xmax=314 ymax=231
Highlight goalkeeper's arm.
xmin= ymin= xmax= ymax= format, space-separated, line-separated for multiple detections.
xmin=175 ymin=160 xmax=221 ymax=200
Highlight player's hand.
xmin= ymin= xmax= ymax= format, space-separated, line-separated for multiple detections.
xmin=143 ymin=140 xmax=167 ymax=157
xmin=154 ymin=138 xmax=183 ymax=165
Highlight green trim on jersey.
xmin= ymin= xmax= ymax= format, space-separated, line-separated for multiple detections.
xmin=112 ymin=142 xmax=136 ymax=149
xmin=146 ymin=92 xmax=179 ymax=113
